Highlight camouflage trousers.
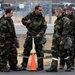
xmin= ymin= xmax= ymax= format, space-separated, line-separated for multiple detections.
xmin=51 ymin=39 xmax=71 ymax=68
xmin=60 ymin=37 xmax=75 ymax=68
xmin=0 ymin=43 xmax=18 ymax=68
xmin=22 ymin=32 xmax=44 ymax=68
xmin=8 ymin=43 xmax=18 ymax=68
xmin=60 ymin=45 xmax=75 ymax=68
xmin=0 ymin=47 xmax=9 ymax=68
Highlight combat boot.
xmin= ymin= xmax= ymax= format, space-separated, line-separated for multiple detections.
xmin=37 ymin=67 xmax=44 ymax=71
xmin=21 ymin=66 xmax=26 ymax=71
xmin=21 ymin=58 xmax=28 ymax=71
xmin=0 ymin=67 xmax=10 ymax=72
xmin=37 ymin=58 xmax=44 ymax=71
xmin=10 ymin=66 xmax=21 ymax=71
xmin=65 ymin=67 xmax=71 ymax=72
xmin=45 ymin=66 xmax=58 ymax=72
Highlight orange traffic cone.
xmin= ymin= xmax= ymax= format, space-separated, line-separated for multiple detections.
xmin=30 ymin=53 xmax=37 ymax=71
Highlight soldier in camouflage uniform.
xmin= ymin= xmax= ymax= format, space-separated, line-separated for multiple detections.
xmin=0 ymin=16 xmax=10 ymax=72
xmin=21 ymin=5 xmax=47 ymax=71
xmin=45 ymin=7 xmax=72 ymax=72
xmin=60 ymin=6 xmax=75 ymax=70
xmin=0 ymin=7 xmax=21 ymax=72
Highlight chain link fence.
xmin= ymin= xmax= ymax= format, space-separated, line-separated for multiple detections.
xmin=14 ymin=0 xmax=52 ymax=23
xmin=0 ymin=0 xmax=52 ymax=23
xmin=1 ymin=0 xmax=75 ymax=23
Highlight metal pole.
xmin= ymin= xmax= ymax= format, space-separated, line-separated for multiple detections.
xmin=49 ymin=0 xmax=52 ymax=24
xmin=2 ymin=0 xmax=4 ymax=15
xmin=15 ymin=0 xmax=18 ymax=23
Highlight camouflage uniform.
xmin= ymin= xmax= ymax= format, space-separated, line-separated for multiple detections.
xmin=21 ymin=12 xmax=47 ymax=69
xmin=0 ymin=15 xmax=18 ymax=69
xmin=60 ymin=13 xmax=75 ymax=69
xmin=0 ymin=17 xmax=9 ymax=69
xmin=46 ymin=15 xmax=71 ymax=72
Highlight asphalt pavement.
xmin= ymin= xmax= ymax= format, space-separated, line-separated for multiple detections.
xmin=0 ymin=66 xmax=75 ymax=75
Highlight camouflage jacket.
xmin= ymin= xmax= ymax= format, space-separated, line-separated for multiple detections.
xmin=21 ymin=11 xmax=47 ymax=37
xmin=0 ymin=17 xmax=6 ymax=48
xmin=53 ymin=15 xmax=70 ymax=43
xmin=0 ymin=15 xmax=17 ymax=48
xmin=66 ymin=13 xmax=75 ymax=38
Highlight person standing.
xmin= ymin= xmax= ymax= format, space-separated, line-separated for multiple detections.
xmin=0 ymin=7 xmax=21 ymax=72
xmin=21 ymin=5 xmax=47 ymax=71
xmin=60 ymin=6 xmax=75 ymax=70
xmin=45 ymin=7 xmax=71 ymax=72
